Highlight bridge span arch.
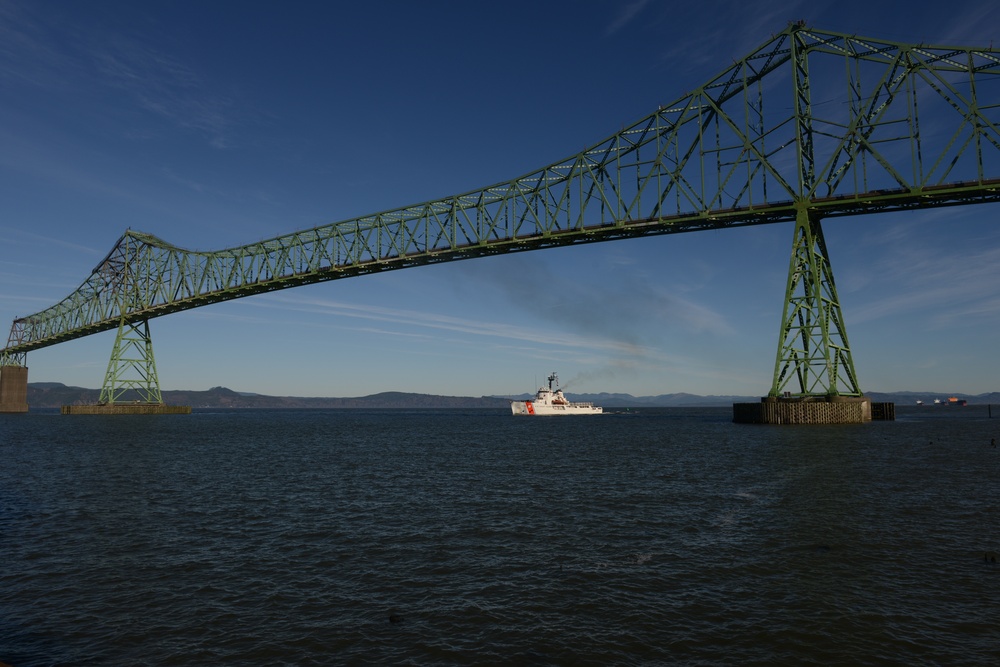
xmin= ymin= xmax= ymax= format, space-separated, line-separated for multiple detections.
xmin=3 ymin=23 xmax=999 ymax=415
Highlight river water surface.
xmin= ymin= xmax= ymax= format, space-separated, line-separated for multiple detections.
xmin=1 ymin=406 xmax=998 ymax=665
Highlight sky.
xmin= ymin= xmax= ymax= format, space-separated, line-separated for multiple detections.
xmin=1 ymin=0 xmax=999 ymax=399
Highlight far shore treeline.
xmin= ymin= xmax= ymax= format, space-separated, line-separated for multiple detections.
xmin=23 ymin=382 xmax=1000 ymax=410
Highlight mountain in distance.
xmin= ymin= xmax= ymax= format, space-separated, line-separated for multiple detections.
xmin=25 ymin=383 xmax=1000 ymax=409
xmin=865 ymin=390 xmax=1000 ymax=405
xmin=504 ymin=391 xmax=760 ymax=408
xmin=27 ymin=383 xmax=510 ymax=409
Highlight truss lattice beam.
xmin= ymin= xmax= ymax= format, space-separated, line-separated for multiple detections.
xmin=5 ymin=23 xmax=1000 ymax=357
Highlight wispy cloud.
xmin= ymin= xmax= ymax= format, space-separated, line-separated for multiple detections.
xmin=848 ymin=220 xmax=1000 ymax=327
xmin=0 ymin=0 xmax=240 ymax=149
xmin=648 ymin=1 xmax=809 ymax=80
xmin=606 ymin=0 xmax=651 ymax=36
xmin=0 ymin=1 xmax=85 ymax=89
xmin=91 ymin=36 xmax=237 ymax=149
xmin=937 ymin=4 xmax=1000 ymax=45
xmin=253 ymin=293 xmax=656 ymax=357
xmin=159 ymin=166 xmax=208 ymax=194
xmin=239 ymin=298 xmax=715 ymax=391
xmin=0 ymin=122 xmax=158 ymax=206
xmin=0 ymin=225 xmax=104 ymax=257
xmin=0 ymin=292 xmax=61 ymax=305
xmin=455 ymin=255 xmax=736 ymax=341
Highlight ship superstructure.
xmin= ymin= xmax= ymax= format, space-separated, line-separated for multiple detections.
xmin=510 ymin=372 xmax=603 ymax=416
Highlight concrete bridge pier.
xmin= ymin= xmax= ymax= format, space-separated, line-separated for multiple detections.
xmin=0 ymin=365 xmax=29 ymax=413
xmin=733 ymin=395 xmax=895 ymax=424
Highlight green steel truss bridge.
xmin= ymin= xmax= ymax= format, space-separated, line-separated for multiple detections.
xmin=4 ymin=23 xmax=1000 ymax=405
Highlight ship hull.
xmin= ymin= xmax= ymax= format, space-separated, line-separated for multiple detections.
xmin=510 ymin=400 xmax=603 ymax=416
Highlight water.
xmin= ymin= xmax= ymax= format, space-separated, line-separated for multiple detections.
xmin=1 ymin=406 xmax=998 ymax=666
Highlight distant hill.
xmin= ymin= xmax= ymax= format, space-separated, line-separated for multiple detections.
xmin=504 ymin=391 xmax=760 ymax=408
xmin=27 ymin=383 xmax=511 ymax=409
xmin=504 ymin=390 xmax=1000 ymax=407
xmin=25 ymin=383 xmax=1000 ymax=409
xmin=865 ymin=390 xmax=1000 ymax=405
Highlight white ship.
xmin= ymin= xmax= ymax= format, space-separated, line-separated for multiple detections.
xmin=510 ymin=372 xmax=603 ymax=416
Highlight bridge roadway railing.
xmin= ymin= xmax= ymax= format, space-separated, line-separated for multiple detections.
xmin=5 ymin=23 xmax=1000 ymax=357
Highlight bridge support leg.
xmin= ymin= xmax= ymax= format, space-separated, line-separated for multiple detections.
xmin=0 ymin=364 xmax=29 ymax=413
xmin=62 ymin=317 xmax=189 ymax=414
xmin=733 ymin=207 xmax=893 ymax=423
xmin=770 ymin=208 xmax=860 ymax=399
xmin=99 ymin=318 xmax=163 ymax=405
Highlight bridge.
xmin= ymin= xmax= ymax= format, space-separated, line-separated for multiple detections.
xmin=2 ymin=23 xmax=999 ymax=418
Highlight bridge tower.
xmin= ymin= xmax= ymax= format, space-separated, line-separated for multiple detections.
xmin=60 ymin=234 xmax=189 ymax=415
xmin=770 ymin=208 xmax=861 ymax=400
xmin=98 ymin=318 xmax=163 ymax=405
xmin=733 ymin=207 xmax=892 ymax=424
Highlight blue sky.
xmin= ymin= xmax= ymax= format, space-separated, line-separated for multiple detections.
xmin=2 ymin=0 xmax=999 ymax=398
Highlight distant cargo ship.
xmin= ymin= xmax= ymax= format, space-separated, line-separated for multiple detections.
xmin=510 ymin=372 xmax=603 ymax=416
xmin=916 ymin=397 xmax=967 ymax=406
